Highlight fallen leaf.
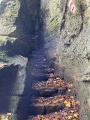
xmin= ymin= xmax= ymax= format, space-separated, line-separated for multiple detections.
xmin=71 ymin=110 xmax=74 ymax=113
xmin=74 ymin=112 xmax=79 ymax=118
xmin=7 ymin=113 xmax=12 ymax=116
xmin=68 ymin=89 xmax=71 ymax=92
xmin=68 ymin=116 xmax=72 ymax=119
xmin=76 ymin=100 xmax=80 ymax=105
xmin=72 ymin=100 xmax=76 ymax=107
xmin=64 ymin=100 xmax=71 ymax=107
xmin=54 ymin=112 xmax=58 ymax=115
xmin=70 ymin=96 xmax=74 ymax=99
xmin=63 ymin=112 xmax=67 ymax=116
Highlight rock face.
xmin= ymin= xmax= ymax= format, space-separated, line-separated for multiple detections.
xmin=0 ymin=0 xmax=89 ymax=80
xmin=0 ymin=0 xmax=90 ymax=119
xmin=0 ymin=56 xmax=28 ymax=120
xmin=40 ymin=0 xmax=88 ymax=78
xmin=40 ymin=0 xmax=90 ymax=120
xmin=0 ymin=0 xmax=40 ymax=58
xmin=0 ymin=0 xmax=40 ymax=119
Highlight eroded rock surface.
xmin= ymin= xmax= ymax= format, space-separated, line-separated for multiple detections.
xmin=40 ymin=0 xmax=90 ymax=119
xmin=0 ymin=0 xmax=40 ymax=58
xmin=0 ymin=0 xmax=90 ymax=120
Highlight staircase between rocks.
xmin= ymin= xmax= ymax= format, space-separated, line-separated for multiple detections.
xmin=24 ymin=51 xmax=80 ymax=120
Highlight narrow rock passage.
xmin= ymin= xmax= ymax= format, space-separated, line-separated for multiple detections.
xmin=23 ymin=51 xmax=80 ymax=120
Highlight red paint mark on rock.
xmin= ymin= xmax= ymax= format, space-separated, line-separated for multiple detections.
xmin=69 ymin=0 xmax=75 ymax=12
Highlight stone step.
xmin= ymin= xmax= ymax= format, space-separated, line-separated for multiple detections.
xmin=31 ymin=75 xmax=68 ymax=96
xmin=37 ymin=68 xmax=55 ymax=74
xmin=29 ymin=60 xmax=48 ymax=65
xmin=28 ymin=103 xmax=64 ymax=115
xmin=32 ymin=56 xmax=46 ymax=60
xmin=31 ymin=72 xmax=57 ymax=82
xmin=31 ymin=68 xmax=54 ymax=76
xmin=32 ymin=86 xmax=68 ymax=97
xmin=28 ymin=96 xmax=65 ymax=115
xmin=31 ymin=71 xmax=54 ymax=79
xmin=30 ymin=63 xmax=48 ymax=69
xmin=32 ymin=76 xmax=65 ymax=86
xmin=28 ymin=103 xmax=80 ymax=120
xmin=31 ymin=74 xmax=49 ymax=81
xmin=28 ymin=54 xmax=46 ymax=59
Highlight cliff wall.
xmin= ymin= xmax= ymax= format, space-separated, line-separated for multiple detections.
xmin=40 ymin=0 xmax=90 ymax=119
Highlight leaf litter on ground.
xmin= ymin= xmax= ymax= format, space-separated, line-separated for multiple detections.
xmin=29 ymin=68 xmax=80 ymax=120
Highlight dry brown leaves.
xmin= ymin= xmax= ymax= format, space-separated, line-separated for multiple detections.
xmin=32 ymin=77 xmax=67 ymax=88
xmin=30 ymin=95 xmax=80 ymax=107
xmin=29 ymin=95 xmax=80 ymax=120
xmin=29 ymin=69 xmax=80 ymax=120
xmin=28 ymin=106 xmax=80 ymax=120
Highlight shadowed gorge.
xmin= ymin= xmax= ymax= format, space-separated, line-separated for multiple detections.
xmin=0 ymin=0 xmax=90 ymax=120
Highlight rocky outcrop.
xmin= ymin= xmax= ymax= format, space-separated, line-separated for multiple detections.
xmin=40 ymin=0 xmax=90 ymax=119
xmin=0 ymin=0 xmax=90 ymax=119
xmin=0 ymin=56 xmax=28 ymax=119
xmin=40 ymin=0 xmax=88 ymax=78
xmin=0 ymin=0 xmax=40 ymax=59
xmin=0 ymin=0 xmax=40 ymax=119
